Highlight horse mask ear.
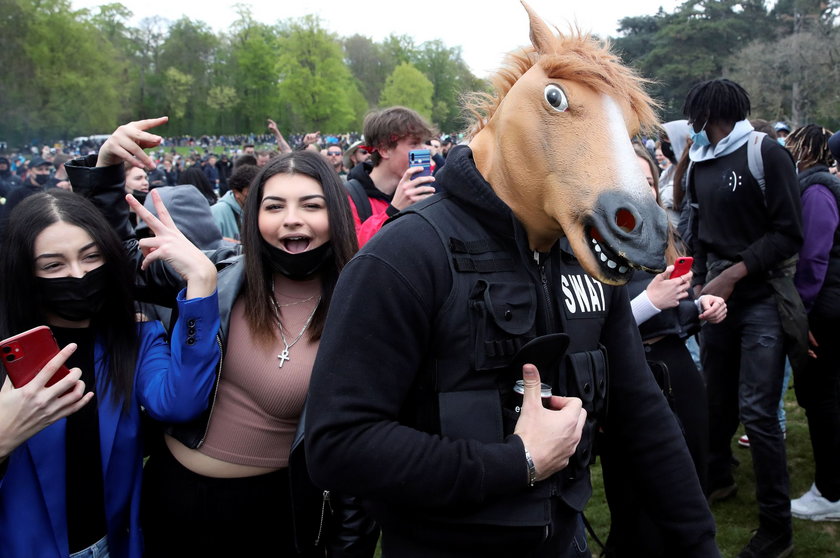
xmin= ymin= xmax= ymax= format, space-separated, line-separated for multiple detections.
xmin=522 ymin=1 xmax=557 ymax=55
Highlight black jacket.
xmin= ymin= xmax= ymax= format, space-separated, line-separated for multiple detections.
xmin=306 ymin=146 xmax=719 ymax=556
xmin=688 ymin=138 xmax=802 ymax=301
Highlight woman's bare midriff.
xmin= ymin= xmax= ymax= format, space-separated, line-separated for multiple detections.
xmin=165 ymin=435 xmax=283 ymax=478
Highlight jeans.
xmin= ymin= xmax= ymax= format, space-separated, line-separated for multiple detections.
xmin=69 ymin=536 xmax=109 ymax=558
xmin=702 ymin=296 xmax=791 ymax=530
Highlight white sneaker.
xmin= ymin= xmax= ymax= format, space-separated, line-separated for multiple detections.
xmin=791 ymin=483 xmax=840 ymax=521
xmin=737 ymin=431 xmax=785 ymax=449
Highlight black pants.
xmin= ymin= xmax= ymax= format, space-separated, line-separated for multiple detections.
xmin=601 ymin=334 xmax=708 ymax=557
xmin=703 ymin=296 xmax=790 ymax=531
xmin=793 ymin=315 xmax=840 ymax=502
xmin=141 ymin=445 xmax=300 ymax=557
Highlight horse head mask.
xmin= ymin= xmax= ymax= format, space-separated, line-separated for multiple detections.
xmin=468 ymin=1 xmax=668 ymax=285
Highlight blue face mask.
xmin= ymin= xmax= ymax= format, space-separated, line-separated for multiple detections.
xmin=777 ymin=137 xmax=786 ymax=146
xmin=690 ymin=120 xmax=710 ymax=148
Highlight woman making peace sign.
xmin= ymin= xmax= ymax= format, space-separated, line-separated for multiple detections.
xmin=0 ymin=188 xmax=220 ymax=558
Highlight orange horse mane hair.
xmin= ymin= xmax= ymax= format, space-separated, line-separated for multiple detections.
xmin=464 ymin=28 xmax=660 ymax=139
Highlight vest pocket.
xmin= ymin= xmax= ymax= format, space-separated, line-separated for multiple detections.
xmin=562 ymin=347 xmax=608 ymax=480
xmin=468 ymin=280 xmax=537 ymax=371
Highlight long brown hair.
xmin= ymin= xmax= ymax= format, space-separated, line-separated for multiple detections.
xmin=240 ymin=151 xmax=358 ymax=344
xmin=634 ymin=144 xmax=681 ymax=265
xmin=672 ymin=138 xmax=693 ymax=211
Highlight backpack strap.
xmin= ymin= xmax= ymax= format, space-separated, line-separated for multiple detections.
xmin=747 ymin=131 xmax=767 ymax=202
xmin=345 ymin=178 xmax=372 ymax=223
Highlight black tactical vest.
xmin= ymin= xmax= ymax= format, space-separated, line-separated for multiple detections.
xmin=393 ymin=193 xmax=612 ymax=526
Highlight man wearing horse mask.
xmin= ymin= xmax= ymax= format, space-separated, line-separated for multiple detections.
xmin=307 ymin=4 xmax=719 ymax=557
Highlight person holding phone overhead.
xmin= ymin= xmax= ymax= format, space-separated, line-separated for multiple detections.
xmin=600 ymin=144 xmax=727 ymax=557
xmin=0 ymin=188 xmax=221 ymax=558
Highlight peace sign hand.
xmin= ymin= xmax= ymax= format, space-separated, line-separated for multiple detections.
xmin=126 ymin=189 xmax=217 ymax=299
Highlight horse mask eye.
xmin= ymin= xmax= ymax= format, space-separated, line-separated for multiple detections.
xmin=544 ymin=84 xmax=569 ymax=112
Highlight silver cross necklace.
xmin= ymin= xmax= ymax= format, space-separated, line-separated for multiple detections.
xmin=270 ymin=287 xmax=320 ymax=368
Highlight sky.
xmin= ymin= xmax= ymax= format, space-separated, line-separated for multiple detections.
xmin=70 ymin=0 xmax=683 ymax=77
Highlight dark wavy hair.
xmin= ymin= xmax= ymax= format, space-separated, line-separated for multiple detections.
xmin=0 ymin=190 xmax=138 ymax=409
xmin=240 ymin=150 xmax=358 ymax=343
xmin=787 ymin=124 xmax=835 ymax=171
xmin=683 ymin=78 xmax=751 ymax=128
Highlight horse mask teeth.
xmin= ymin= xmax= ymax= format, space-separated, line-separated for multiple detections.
xmin=467 ymin=2 xmax=667 ymax=285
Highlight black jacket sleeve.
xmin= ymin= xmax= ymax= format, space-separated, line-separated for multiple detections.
xmin=305 ymin=216 xmax=529 ymax=509
xmin=601 ymin=287 xmax=719 ymax=556
xmin=65 ymin=155 xmax=135 ymax=241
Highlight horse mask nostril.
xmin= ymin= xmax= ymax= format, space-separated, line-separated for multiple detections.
xmin=615 ymin=209 xmax=636 ymax=234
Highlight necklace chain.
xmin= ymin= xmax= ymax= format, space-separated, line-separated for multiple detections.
xmin=275 ymin=294 xmax=317 ymax=307
xmin=270 ymin=285 xmax=320 ymax=368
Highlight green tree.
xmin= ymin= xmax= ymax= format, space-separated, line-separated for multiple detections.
xmin=728 ymin=19 xmax=840 ymax=127
xmin=414 ymin=40 xmax=483 ymax=132
xmin=343 ymin=34 xmax=386 ymax=107
xmin=614 ymin=0 xmax=774 ymax=120
xmin=131 ymin=16 xmax=168 ymax=121
xmin=157 ymin=17 xmax=221 ymax=133
xmin=276 ymin=15 xmax=361 ymax=132
xmin=0 ymin=0 xmax=126 ymax=144
xmin=207 ymin=84 xmax=239 ymax=131
xmin=379 ymin=62 xmax=434 ymax=121
xmin=162 ymin=67 xmax=194 ymax=120
xmin=228 ymin=6 xmax=281 ymax=132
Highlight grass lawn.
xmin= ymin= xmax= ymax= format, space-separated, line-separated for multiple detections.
xmin=584 ymin=388 xmax=839 ymax=557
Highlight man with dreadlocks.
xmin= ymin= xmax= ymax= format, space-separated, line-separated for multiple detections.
xmin=786 ymin=125 xmax=840 ymax=522
xmin=682 ymin=78 xmax=801 ymax=558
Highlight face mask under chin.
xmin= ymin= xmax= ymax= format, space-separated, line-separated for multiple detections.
xmin=260 ymin=240 xmax=333 ymax=280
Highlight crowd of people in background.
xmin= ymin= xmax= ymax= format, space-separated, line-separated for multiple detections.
xmin=1 ymin=74 xmax=839 ymax=558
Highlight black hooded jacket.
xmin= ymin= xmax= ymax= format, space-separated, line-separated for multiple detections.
xmin=306 ymin=145 xmax=719 ymax=557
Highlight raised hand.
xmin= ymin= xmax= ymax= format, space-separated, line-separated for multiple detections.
xmin=514 ymin=364 xmax=586 ymax=482
xmin=96 ymin=116 xmax=168 ymax=169
xmin=646 ymin=266 xmax=691 ymax=310
xmin=0 ymin=344 xmax=93 ymax=461
xmin=126 ymin=190 xmax=217 ymax=299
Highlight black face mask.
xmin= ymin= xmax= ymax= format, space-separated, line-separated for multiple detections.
xmin=35 ymin=265 xmax=108 ymax=322
xmin=34 ymin=173 xmax=50 ymax=186
xmin=130 ymin=189 xmax=149 ymax=205
xmin=261 ymin=240 xmax=333 ymax=280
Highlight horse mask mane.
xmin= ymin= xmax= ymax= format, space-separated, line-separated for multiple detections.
xmin=467 ymin=1 xmax=668 ymax=285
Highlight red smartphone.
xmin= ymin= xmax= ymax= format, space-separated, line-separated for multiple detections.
xmin=670 ymin=256 xmax=694 ymax=279
xmin=0 ymin=326 xmax=71 ymax=389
